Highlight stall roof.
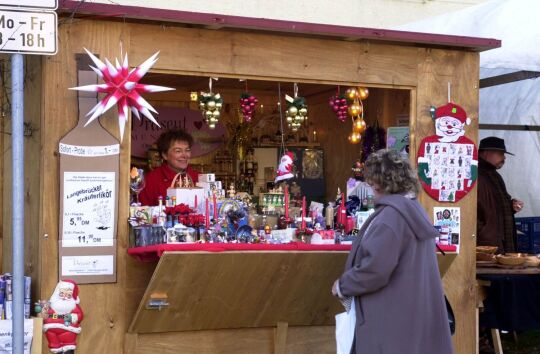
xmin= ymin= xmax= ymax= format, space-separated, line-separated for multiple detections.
xmin=58 ymin=0 xmax=500 ymax=52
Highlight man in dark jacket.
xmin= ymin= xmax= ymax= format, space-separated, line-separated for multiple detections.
xmin=477 ymin=136 xmax=524 ymax=254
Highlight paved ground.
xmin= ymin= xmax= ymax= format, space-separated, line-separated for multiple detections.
xmin=502 ymin=331 xmax=540 ymax=354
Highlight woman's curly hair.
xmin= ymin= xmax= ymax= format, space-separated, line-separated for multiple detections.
xmin=156 ymin=129 xmax=194 ymax=156
xmin=363 ymin=149 xmax=419 ymax=195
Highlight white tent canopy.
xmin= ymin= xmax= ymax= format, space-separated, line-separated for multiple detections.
xmin=395 ymin=0 xmax=540 ymax=217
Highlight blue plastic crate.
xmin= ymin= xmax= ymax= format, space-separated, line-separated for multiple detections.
xmin=515 ymin=217 xmax=540 ymax=254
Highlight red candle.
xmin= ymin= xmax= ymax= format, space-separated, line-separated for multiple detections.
xmin=284 ymin=185 xmax=289 ymax=220
xmin=213 ymin=194 xmax=218 ymax=219
xmin=205 ymin=198 xmax=210 ymax=228
xmin=337 ymin=193 xmax=346 ymax=227
xmin=194 ymin=195 xmax=198 ymax=209
xmin=301 ymin=196 xmax=306 ymax=230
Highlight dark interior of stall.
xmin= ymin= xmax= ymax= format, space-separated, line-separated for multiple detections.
xmin=130 ymin=73 xmax=410 ymax=209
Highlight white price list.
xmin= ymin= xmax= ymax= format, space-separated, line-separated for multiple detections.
xmin=63 ymin=172 xmax=116 ymax=247
xmin=0 ymin=9 xmax=57 ymax=55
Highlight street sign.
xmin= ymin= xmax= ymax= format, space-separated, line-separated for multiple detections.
xmin=0 ymin=9 xmax=57 ymax=55
xmin=0 ymin=1 xmax=58 ymax=10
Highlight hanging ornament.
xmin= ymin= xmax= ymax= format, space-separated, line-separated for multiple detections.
xmin=328 ymin=93 xmax=348 ymax=122
xmin=239 ymin=93 xmax=258 ymax=122
xmin=348 ymin=132 xmax=361 ymax=144
xmin=198 ymin=78 xmax=223 ymax=129
xmin=285 ymin=83 xmax=308 ymax=133
xmin=345 ymin=87 xmax=359 ymax=100
xmin=275 ymin=151 xmax=295 ymax=183
xmin=70 ymin=48 xmax=174 ymax=141
xmin=344 ymin=86 xmax=370 ymax=145
xmin=353 ymin=118 xmax=366 ymax=133
xmin=358 ymin=87 xmax=369 ymax=100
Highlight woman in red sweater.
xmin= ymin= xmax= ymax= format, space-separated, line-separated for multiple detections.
xmin=139 ymin=129 xmax=199 ymax=206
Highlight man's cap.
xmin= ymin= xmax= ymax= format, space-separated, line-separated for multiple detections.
xmin=479 ymin=136 xmax=514 ymax=156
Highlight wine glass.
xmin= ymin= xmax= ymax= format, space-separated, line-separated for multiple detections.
xmin=130 ymin=168 xmax=146 ymax=205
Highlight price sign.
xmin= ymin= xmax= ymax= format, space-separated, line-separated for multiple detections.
xmin=0 ymin=9 xmax=57 ymax=55
xmin=0 ymin=1 xmax=57 ymax=10
xmin=62 ymin=172 xmax=116 ymax=247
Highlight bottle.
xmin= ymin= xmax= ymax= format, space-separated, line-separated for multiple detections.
xmin=367 ymin=195 xmax=375 ymax=211
xmin=171 ymin=196 xmax=177 ymax=207
xmin=325 ymin=202 xmax=335 ymax=229
xmin=157 ymin=196 xmax=166 ymax=226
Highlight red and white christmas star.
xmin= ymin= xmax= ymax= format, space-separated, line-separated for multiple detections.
xmin=70 ymin=48 xmax=174 ymax=141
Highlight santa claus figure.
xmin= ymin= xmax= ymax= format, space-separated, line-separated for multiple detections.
xmin=275 ymin=151 xmax=295 ymax=183
xmin=41 ymin=280 xmax=83 ymax=353
xmin=417 ymin=102 xmax=478 ymax=202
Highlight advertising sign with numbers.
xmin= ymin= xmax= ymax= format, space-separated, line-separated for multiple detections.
xmin=0 ymin=9 xmax=57 ymax=55
xmin=62 ymin=172 xmax=116 ymax=247
xmin=0 ymin=1 xmax=57 ymax=10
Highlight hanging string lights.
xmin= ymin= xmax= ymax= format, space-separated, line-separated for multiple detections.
xmin=285 ymin=83 xmax=308 ymax=132
xmin=198 ymin=78 xmax=223 ymax=129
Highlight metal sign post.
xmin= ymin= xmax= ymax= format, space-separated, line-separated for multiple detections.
xmin=1 ymin=1 xmax=57 ymax=352
xmin=11 ymin=52 xmax=24 ymax=354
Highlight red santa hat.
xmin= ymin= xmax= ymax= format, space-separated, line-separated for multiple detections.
xmin=434 ymin=102 xmax=471 ymax=125
xmin=57 ymin=279 xmax=80 ymax=304
xmin=282 ymin=151 xmax=293 ymax=163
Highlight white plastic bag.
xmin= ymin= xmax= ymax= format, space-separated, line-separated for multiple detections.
xmin=335 ymin=298 xmax=356 ymax=354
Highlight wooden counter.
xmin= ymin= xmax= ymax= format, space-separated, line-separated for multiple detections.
xmin=477 ymin=265 xmax=540 ymax=275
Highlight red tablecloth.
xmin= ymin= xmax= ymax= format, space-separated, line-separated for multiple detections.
xmin=127 ymin=242 xmax=456 ymax=262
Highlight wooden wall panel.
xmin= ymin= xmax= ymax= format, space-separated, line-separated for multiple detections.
xmin=40 ymin=20 xmax=132 ymax=354
xmin=128 ymin=25 xmax=419 ymax=87
xmin=414 ymin=48 xmax=479 ymax=354
xmin=133 ymin=326 xmax=335 ymax=354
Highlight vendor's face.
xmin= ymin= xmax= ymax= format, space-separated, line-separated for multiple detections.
xmin=481 ymin=150 xmax=505 ymax=169
xmin=163 ymin=140 xmax=191 ymax=173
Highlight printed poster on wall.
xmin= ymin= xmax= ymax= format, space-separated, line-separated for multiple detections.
xmin=62 ymin=172 xmax=115 ymax=247
xmin=58 ymin=58 xmax=119 ymax=284
xmin=433 ymin=207 xmax=461 ymax=253
xmin=386 ymin=127 xmax=409 ymax=154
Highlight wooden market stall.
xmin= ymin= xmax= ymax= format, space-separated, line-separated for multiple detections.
xmin=1 ymin=3 xmax=500 ymax=353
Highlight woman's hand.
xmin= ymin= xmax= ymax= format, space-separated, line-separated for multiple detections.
xmin=332 ymin=279 xmax=340 ymax=297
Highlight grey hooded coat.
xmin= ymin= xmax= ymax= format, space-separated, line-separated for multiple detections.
xmin=339 ymin=194 xmax=454 ymax=354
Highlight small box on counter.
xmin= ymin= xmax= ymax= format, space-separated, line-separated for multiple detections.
xmin=311 ymin=230 xmax=335 ymax=245
xmin=198 ymin=173 xmax=215 ymax=183
xmin=167 ymin=187 xmax=206 ymax=207
xmin=202 ymin=189 xmax=225 ymax=198
xmin=271 ymin=228 xmax=296 ymax=243
xmin=129 ymin=206 xmax=153 ymax=224
xmin=196 ymin=181 xmax=222 ymax=190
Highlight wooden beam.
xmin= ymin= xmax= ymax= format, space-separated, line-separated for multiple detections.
xmin=274 ymin=322 xmax=288 ymax=354
xmin=479 ymin=70 xmax=540 ymax=88
xmin=479 ymin=124 xmax=540 ymax=131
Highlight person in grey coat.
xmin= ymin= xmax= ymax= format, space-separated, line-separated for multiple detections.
xmin=332 ymin=149 xmax=453 ymax=354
